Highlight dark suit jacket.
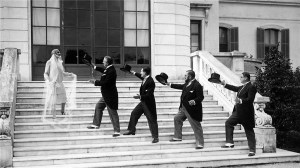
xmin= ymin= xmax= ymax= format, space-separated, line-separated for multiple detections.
xmin=94 ymin=65 xmax=118 ymax=110
xmin=225 ymin=82 xmax=257 ymax=128
xmin=171 ymin=80 xmax=204 ymax=122
xmin=135 ymin=73 xmax=157 ymax=118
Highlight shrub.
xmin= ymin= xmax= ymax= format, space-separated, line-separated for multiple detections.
xmin=255 ymin=45 xmax=300 ymax=148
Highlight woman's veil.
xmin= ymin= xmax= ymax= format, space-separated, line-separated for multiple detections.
xmin=41 ymin=56 xmax=77 ymax=129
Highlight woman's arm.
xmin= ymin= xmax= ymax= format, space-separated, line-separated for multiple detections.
xmin=44 ymin=61 xmax=50 ymax=81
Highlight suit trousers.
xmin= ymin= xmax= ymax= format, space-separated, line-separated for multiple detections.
xmin=93 ymin=97 xmax=120 ymax=132
xmin=225 ymin=113 xmax=256 ymax=153
xmin=174 ymin=105 xmax=204 ymax=146
xmin=127 ymin=102 xmax=159 ymax=139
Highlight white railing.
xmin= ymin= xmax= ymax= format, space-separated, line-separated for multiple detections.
xmin=190 ymin=51 xmax=272 ymax=127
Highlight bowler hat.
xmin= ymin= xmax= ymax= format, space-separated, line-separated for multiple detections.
xmin=208 ymin=72 xmax=221 ymax=83
xmin=155 ymin=72 xmax=168 ymax=85
xmin=82 ymin=54 xmax=92 ymax=66
xmin=120 ymin=64 xmax=132 ymax=72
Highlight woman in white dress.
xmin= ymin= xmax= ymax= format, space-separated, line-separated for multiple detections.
xmin=44 ymin=49 xmax=74 ymax=119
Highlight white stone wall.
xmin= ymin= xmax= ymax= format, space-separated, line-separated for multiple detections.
xmin=151 ymin=0 xmax=191 ymax=80
xmin=190 ymin=0 xmax=219 ymax=53
xmin=0 ymin=0 xmax=31 ymax=80
xmin=219 ymin=0 xmax=300 ymax=69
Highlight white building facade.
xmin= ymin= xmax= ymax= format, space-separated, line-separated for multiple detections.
xmin=1 ymin=0 xmax=300 ymax=81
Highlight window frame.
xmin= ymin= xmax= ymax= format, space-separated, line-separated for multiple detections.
xmin=190 ymin=20 xmax=202 ymax=53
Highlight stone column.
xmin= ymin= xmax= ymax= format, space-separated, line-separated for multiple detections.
xmin=152 ymin=0 xmax=191 ymax=80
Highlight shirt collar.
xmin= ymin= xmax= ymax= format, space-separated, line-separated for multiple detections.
xmin=244 ymin=81 xmax=251 ymax=86
xmin=187 ymin=79 xmax=195 ymax=87
xmin=106 ymin=65 xmax=112 ymax=69
xmin=144 ymin=75 xmax=150 ymax=80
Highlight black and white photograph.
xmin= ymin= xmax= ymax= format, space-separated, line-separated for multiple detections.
xmin=0 ymin=0 xmax=300 ymax=167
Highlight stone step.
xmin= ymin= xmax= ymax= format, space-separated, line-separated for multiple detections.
xmin=16 ymin=104 xmax=223 ymax=112
xmin=14 ymin=118 xmax=233 ymax=131
xmin=17 ymin=90 xmax=204 ymax=97
xmin=15 ymin=111 xmax=229 ymax=123
xmin=16 ymin=95 xmax=214 ymax=103
xmin=15 ymin=107 xmax=226 ymax=116
xmin=13 ymin=149 xmax=300 ymax=168
xmin=17 ymin=86 xmax=189 ymax=92
xmin=13 ymin=131 xmax=244 ymax=147
xmin=12 ymin=146 xmax=262 ymax=167
xmin=17 ymin=81 xmax=183 ymax=87
xmin=13 ymin=138 xmax=247 ymax=157
xmin=14 ymin=123 xmax=240 ymax=139
xmin=15 ymin=100 xmax=218 ymax=109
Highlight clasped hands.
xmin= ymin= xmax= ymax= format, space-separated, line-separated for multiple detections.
xmin=235 ymin=97 xmax=242 ymax=104
xmin=188 ymin=100 xmax=196 ymax=106
xmin=88 ymin=79 xmax=96 ymax=84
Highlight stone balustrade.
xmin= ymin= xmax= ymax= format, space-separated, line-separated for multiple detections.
xmin=190 ymin=51 xmax=276 ymax=153
xmin=0 ymin=48 xmax=20 ymax=167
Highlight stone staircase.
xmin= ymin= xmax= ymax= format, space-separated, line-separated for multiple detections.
xmin=12 ymin=81 xmax=300 ymax=168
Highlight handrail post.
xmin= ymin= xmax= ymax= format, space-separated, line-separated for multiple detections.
xmin=0 ymin=48 xmax=21 ymax=167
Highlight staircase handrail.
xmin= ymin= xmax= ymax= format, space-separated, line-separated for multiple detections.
xmin=0 ymin=48 xmax=20 ymax=140
xmin=190 ymin=51 xmax=272 ymax=127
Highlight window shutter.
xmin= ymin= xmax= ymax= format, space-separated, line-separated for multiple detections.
xmin=281 ymin=29 xmax=289 ymax=58
xmin=257 ymin=28 xmax=265 ymax=60
xmin=229 ymin=27 xmax=239 ymax=51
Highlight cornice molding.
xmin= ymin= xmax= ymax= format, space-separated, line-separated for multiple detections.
xmin=190 ymin=3 xmax=212 ymax=9
xmin=220 ymin=0 xmax=300 ymax=7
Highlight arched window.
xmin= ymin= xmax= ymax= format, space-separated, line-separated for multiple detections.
xmin=257 ymin=27 xmax=289 ymax=59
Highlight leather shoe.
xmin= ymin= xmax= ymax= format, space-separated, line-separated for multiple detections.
xmin=195 ymin=146 xmax=204 ymax=149
xmin=112 ymin=133 xmax=120 ymax=137
xmin=152 ymin=138 xmax=159 ymax=143
xmin=87 ymin=126 xmax=99 ymax=129
xmin=123 ymin=131 xmax=135 ymax=135
xmin=169 ymin=138 xmax=182 ymax=142
xmin=221 ymin=144 xmax=234 ymax=148
xmin=248 ymin=152 xmax=255 ymax=156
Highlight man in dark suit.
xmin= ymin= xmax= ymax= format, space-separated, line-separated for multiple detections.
xmin=87 ymin=56 xmax=120 ymax=137
xmin=123 ymin=67 xmax=159 ymax=143
xmin=166 ymin=70 xmax=205 ymax=149
xmin=218 ymin=72 xmax=257 ymax=156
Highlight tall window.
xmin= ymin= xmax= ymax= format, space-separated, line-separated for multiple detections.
xmin=264 ymin=29 xmax=279 ymax=55
xmin=32 ymin=0 xmax=60 ymax=64
xmin=257 ymin=28 xmax=289 ymax=59
xmin=31 ymin=0 xmax=150 ymax=66
xmin=190 ymin=20 xmax=201 ymax=53
xmin=124 ymin=0 xmax=150 ymax=64
xmin=219 ymin=26 xmax=238 ymax=52
xmin=93 ymin=0 xmax=122 ymax=64
xmin=63 ymin=0 xmax=92 ymax=64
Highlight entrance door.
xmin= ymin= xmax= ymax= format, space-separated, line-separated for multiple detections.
xmin=31 ymin=0 xmax=150 ymax=81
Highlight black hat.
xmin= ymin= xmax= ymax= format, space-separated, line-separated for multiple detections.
xmin=120 ymin=64 xmax=132 ymax=72
xmin=82 ymin=54 xmax=92 ymax=66
xmin=208 ymin=73 xmax=221 ymax=83
xmin=155 ymin=72 xmax=168 ymax=85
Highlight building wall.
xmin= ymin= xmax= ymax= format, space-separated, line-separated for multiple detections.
xmin=0 ymin=0 xmax=31 ymax=80
xmin=190 ymin=0 xmax=219 ymax=53
xmin=219 ymin=0 xmax=300 ymax=68
xmin=151 ymin=0 xmax=191 ymax=80
xmin=1 ymin=0 xmax=300 ymax=81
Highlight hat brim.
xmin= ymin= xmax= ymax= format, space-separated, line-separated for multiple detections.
xmin=82 ymin=59 xmax=91 ymax=66
xmin=155 ymin=75 xmax=167 ymax=85
xmin=208 ymin=78 xmax=221 ymax=84
xmin=120 ymin=68 xmax=131 ymax=72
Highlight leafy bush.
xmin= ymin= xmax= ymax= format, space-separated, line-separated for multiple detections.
xmin=255 ymin=45 xmax=300 ymax=148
